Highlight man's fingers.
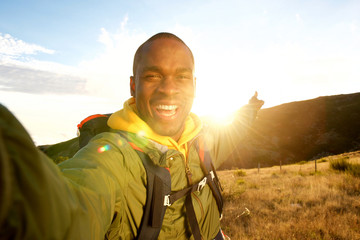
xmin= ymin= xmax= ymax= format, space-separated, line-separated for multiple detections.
xmin=248 ymin=91 xmax=264 ymax=110
xmin=249 ymin=91 xmax=261 ymax=104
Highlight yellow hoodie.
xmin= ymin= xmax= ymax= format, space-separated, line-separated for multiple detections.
xmin=108 ymin=98 xmax=202 ymax=157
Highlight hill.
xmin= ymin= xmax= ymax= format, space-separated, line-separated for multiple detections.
xmin=39 ymin=137 xmax=79 ymax=163
xmin=221 ymin=92 xmax=360 ymax=169
xmin=218 ymin=150 xmax=360 ymax=239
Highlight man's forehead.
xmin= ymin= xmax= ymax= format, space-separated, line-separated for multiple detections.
xmin=133 ymin=35 xmax=195 ymax=75
xmin=138 ymin=39 xmax=193 ymax=64
xmin=141 ymin=66 xmax=193 ymax=73
xmin=142 ymin=38 xmax=189 ymax=54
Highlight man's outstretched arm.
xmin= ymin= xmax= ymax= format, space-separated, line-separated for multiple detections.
xmin=0 ymin=104 xmax=119 ymax=239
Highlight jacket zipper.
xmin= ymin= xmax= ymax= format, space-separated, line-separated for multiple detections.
xmin=183 ymin=135 xmax=205 ymax=220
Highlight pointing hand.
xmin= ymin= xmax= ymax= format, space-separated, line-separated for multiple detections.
xmin=248 ymin=91 xmax=264 ymax=111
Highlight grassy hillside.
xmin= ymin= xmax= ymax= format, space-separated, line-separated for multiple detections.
xmin=219 ymin=151 xmax=360 ymax=239
xmin=39 ymin=137 xmax=79 ymax=164
xmin=223 ymin=92 xmax=360 ymax=169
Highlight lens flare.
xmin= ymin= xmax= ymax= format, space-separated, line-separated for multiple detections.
xmin=98 ymin=144 xmax=110 ymax=153
xmin=137 ymin=130 xmax=146 ymax=137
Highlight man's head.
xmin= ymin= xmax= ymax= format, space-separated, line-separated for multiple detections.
xmin=130 ymin=32 xmax=196 ymax=141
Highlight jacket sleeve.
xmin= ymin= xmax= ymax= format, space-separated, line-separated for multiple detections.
xmin=203 ymin=103 xmax=261 ymax=169
xmin=0 ymin=104 xmax=123 ymax=240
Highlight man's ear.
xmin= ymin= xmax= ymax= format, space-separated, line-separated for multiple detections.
xmin=130 ymin=76 xmax=135 ymax=97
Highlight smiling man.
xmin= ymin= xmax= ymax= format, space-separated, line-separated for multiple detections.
xmin=0 ymin=33 xmax=263 ymax=240
xmin=130 ymin=35 xmax=196 ymax=140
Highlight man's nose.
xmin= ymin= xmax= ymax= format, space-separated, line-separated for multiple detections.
xmin=157 ymin=77 xmax=179 ymax=95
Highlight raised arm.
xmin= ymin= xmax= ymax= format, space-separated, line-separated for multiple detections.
xmin=203 ymin=92 xmax=264 ymax=169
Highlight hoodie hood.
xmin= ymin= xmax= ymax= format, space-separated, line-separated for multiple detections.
xmin=108 ymin=98 xmax=202 ymax=154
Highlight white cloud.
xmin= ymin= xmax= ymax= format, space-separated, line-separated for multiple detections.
xmin=98 ymin=28 xmax=114 ymax=49
xmin=77 ymin=16 xmax=148 ymax=102
xmin=0 ymin=16 xmax=147 ymax=102
xmin=121 ymin=14 xmax=129 ymax=31
xmin=0 ymin=64 xmax=86 ymax=94
xmin=0 ymin=33 xmax=54 ymax=59
xmin=0 ymin=32 xmax=88 ymax=96
xmin=0 ymin=33 xmax=88 ymax=96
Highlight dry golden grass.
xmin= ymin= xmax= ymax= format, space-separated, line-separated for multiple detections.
xmin=218 ymin=151 xmax=360 ymax=240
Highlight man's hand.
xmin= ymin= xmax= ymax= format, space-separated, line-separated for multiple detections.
xmin=248 ymin=91 xmax=264 ymax=111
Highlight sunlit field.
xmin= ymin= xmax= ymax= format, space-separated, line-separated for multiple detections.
xmin=218 ymin=151 xmax=360 ymax=240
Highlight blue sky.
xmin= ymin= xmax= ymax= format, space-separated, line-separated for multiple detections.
xmin=1 ymin=0 xmax=359 ymax=144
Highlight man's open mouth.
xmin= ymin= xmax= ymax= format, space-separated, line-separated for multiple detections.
xmin=155 ymin=104 xmax=178 ymax=118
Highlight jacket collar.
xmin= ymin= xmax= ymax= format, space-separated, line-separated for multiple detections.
xmin=107 ymin=98 xmax=202 ymax=156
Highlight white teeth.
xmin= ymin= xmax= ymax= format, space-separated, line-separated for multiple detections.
xmin=156 ymin=105 xmax=178 ymax=110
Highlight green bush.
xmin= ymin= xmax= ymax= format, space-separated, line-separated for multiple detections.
xmin=347 ymin=163 xmax=360 ymax=177
xmin=330 ymin=156 xmax=360 ymax=177
xmin=54 ymin=156 xmax=70 ymax=164
xmin=297 ymin=160 xmax=308 ymax=165
xmin=329 ymin=157 xmax=350 ymax=171
xmin=237 ymin=179 xmax=246 ymax=185
xmin=234 ymin=169 xmax=247 ymax=177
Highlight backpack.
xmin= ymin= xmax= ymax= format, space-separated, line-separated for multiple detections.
xmin=77 ymin=114 xmax=111 ymax=148
xmin=77 ymin=114 xmax=224 ymax=240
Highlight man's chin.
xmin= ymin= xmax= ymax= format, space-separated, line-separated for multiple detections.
xmin=152 ymin=123 xmax=183 ymax=139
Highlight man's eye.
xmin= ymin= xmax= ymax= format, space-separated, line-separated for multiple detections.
xmin=177 ymin=75 xmax=191 ymax=80
xmin=145 ymin=74 xmax=162 ymax=80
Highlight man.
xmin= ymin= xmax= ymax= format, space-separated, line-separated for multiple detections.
xmin=0 ymin=32 xmax=263 ymax=239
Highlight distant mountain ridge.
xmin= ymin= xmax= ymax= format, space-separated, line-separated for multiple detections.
xmin=221 ymin=92 xmax=360 ymax=169
xmin=39 ymin=92 xmax=360 ymax=168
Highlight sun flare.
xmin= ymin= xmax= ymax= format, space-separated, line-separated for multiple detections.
xmin=192 ymin=80 xmax=254 ymax=125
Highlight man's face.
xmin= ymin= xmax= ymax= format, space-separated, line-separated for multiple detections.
xmin=131 ymin=38 xmax=196 ymax=141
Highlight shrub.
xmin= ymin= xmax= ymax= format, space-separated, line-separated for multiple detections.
xmin=330 ymin=156 xmax=360 ymax=177
xmin=271 ymin=172 xmax=279 ymax=178
xmin=329 ymin=157 xmax=350 ymax=171
xmin=237 ymin=179 xmax=246 ymax=185
xmin=297 ymin=160 xmax=308 ymax=165
xmin=54 ymin=156 xmax=70 ymax=164
xmin=347 ymin=163 xmax=360 ymax=177
xmin=235 ymin=169 xmax=247 ymax=177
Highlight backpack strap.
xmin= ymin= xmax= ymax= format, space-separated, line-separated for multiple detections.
xmin=164 ymin=173 xmax=211 ymax=206
xmin=184 ymin=136 xmax=224 ymax=240
xmin=134 ymin=149 xmax=171 ymax=240
xmin=197 ymin=136 xmax=224 ymax=215
xmin=185 ymin=193 xmax=202 ymax=240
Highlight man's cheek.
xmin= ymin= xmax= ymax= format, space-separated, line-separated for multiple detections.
xmin=183 ymin=86 xmax=195 ymax=98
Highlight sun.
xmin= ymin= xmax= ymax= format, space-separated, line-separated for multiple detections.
xmin=191 ymin=80 xmax=254 ymax=125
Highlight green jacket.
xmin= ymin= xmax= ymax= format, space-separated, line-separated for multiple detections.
xmin=0 ymin=103 xmax=257 ymax=240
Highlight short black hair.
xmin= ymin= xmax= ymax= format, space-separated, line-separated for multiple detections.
xmin=132 ymin=32 xmax=194 ymax=76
